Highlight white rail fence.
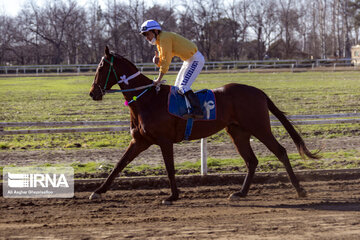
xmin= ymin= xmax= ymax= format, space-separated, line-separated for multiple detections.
xmin=0 ymin=58 xmax=354 ymax=76
xmin=1 ymin=113 xmax=360 ymax=175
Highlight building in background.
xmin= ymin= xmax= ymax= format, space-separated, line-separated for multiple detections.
xmin=351 ymin=45 xmax=360 ymax=66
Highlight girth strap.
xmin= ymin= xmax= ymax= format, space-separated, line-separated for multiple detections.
xmin=184 ymin=118 xmax=194 ymax=140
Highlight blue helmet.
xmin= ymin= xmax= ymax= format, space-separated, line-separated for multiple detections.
xmin=140 ymin=20 xmax=161 ymax=34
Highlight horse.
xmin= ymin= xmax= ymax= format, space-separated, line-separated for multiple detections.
xmin=89 ymin=46 xmax=319 ymax=204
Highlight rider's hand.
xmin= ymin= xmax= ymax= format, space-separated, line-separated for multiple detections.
xmin=154 ymin=72 xmax=165 ymax=87
xmin=154 ymin=78 xmax=161 ymax=86
xmin=153 ymin=51 xmax=159 ymax=65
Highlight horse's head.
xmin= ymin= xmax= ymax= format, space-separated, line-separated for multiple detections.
xmin=89 ymin=46 xmax=115 ymax=100
xmin=89 ymin=46 xmax=139 ymax=101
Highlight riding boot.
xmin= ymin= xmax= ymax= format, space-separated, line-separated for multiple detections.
xmin=183 ymin=90 xmax=204 ymax=119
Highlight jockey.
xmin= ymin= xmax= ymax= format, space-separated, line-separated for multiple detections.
xmin=140 ymin=19 xmax=205 ymax=119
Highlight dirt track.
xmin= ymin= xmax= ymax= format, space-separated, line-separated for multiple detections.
xmin=1 ymin=171 xmax=360 ymax=239
xmin=2 ymin=136 xmax=360 ymax=167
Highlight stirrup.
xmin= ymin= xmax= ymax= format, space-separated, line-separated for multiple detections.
xmin=182 ymin=110 xmax=204 ymax=119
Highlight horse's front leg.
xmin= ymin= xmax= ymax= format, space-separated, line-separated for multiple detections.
xmin=89 ymin=138 xmax=150 ymax=200
xmin=159 ymin=141 xmax=179 ymax=205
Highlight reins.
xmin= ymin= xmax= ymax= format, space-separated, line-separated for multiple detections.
xmin=99 ymin=55 xmax=163 ymax=105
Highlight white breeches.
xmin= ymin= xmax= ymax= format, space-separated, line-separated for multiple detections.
xmin=174 ymin=51 xmax=205 ymax=94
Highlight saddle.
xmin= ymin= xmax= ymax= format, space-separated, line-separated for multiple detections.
xmin=168 ymin=86 xmax=217 ymax=140
xmin=168 ymin=86 xmax=216 ymax=120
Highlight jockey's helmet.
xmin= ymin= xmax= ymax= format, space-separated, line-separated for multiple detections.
xmin=140 ymin=20 xmax=161 ymax=34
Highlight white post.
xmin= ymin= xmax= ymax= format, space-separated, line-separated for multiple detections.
xmin=201 ymin=138 xmax=208 ymax=175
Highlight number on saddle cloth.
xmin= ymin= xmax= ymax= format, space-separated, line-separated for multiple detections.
xmin=168 ymin=86 xmax=216 ymax=120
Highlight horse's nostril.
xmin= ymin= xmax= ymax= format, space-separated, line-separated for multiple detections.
xmin=89 ymin=92 xmax=94 ymax=97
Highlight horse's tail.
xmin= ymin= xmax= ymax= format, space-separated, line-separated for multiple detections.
xmin=266 ymin=95 xmax=320 ymax=160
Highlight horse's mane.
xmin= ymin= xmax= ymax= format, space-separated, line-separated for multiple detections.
xmin=110 ymin=51 xmax=123 ymax=59
xmin=110 ymin=51 xmax=138 ymax=71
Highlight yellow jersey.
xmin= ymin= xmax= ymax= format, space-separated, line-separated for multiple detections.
xmin=155 ymin=31 xmax=198 ymax=74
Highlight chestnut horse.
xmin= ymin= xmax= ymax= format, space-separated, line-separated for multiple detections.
xmin=89 ymin=46 xmax=319 ymax=204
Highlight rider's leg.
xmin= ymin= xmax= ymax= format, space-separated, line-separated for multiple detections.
xmin=176 ymin=51 xmax=205 ymax=118
xmin=174 ymin=62 xmax=187 ymax=89
xmin=184 ymin=90 xmax=203 ymax=118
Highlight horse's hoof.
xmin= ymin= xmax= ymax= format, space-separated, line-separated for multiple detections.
xmin=228 ymin=193 xmax=241 ymax=201
xmin=297 ymin=189 xmax=307 ymax=198
xmin=228 ymin=192 xmax=246 ymax=201
xmin=162 ymin=200 xmax=173 ymax=205
xmin=89 ymin=192 xmax=101 ymax=200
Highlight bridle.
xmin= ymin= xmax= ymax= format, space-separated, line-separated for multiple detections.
xmin=94 ymin=55 xmax=162 ymax=105
xmin=94 ymin=55 xmax=141 ymax=94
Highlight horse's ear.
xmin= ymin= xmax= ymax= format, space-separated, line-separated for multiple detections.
xmin=105 ymin=46 xmax=110 ymax=57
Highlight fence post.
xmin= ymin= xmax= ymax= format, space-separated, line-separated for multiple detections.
xmin=201 ymin=138 xmax=208 ymax=175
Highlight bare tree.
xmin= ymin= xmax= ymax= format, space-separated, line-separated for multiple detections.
xmin=187 ymin=0 xmax=225 ymax=60
xmin=318 ymin=0 xmax=328 ymax=58
xmin=278 ymin=0 xmax=300 ymax=58
xmin=64 ymin=3 xmax=87 ymax=64
xmin=225 ymin=0 xmax=251 ymax=59
xmin=0 ymin=15 xmax=15 ymax=64
xmin=21 ymin=0 xmax=86 ymax=64
xmin=124 ymin=0 xmax=147 ymax=62
xmin=3 ymin=0 xmax=360 ymax=65
xmin=296 ymin=0 xmax=311 ymax=57
xmin=87 ymin=1 xmax=106 ymax=63
xmin=340 ymin=0 xmax=353 ymax=58
xmin=248 ymin=0 xmax=281 ymax=59
xmin=103 ymin=0 xmax=128 ymax=53
xmin=349 ymin=0 xmax=360 ymax=44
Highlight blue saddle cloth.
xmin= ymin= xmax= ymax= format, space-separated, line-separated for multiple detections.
xmin=168 ymin=86 xmax=216 ymax=120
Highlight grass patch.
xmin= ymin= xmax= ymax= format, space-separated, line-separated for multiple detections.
xmin=1 ymin=72 xmax=359 ymax=151
xmin=0 ymin=142 xmax=10 ymax=150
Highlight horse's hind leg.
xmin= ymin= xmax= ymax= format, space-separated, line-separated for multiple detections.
xmin=255 ymin=131 xmax=306 ymax=198
xmin=226 ymin=124 xmax=258 ymax=200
